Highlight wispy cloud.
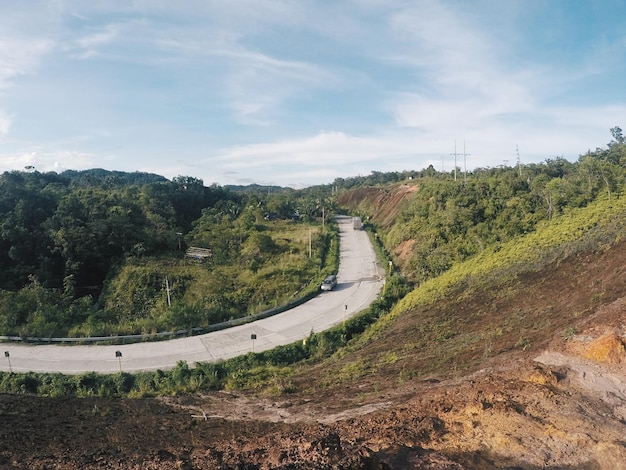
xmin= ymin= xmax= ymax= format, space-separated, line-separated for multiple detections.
xmin=0 ymin=33 xmax=53 ymax=145
xmin=0 ymin=37 xmax=52 ymax=89
xmin=157 ymin=31 xmax=337 ymax=125
xmin=214 ymin=131 xmax=393 ymax=168
xmin=0 ymin=0 xmax=624 ymax=187
xmin=385 ymin=1 xmax=539 ymax=128
xmin=0 ymin=110 xmax=11 ymax=136
xmin=66 ymin=21 xmax=125 ymax=59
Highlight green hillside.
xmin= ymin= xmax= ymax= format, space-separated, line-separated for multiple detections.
xmin=0 ymin=170 xmax=336 ymax=338
xmin=339 ymin=130 xmax=626 ymax=286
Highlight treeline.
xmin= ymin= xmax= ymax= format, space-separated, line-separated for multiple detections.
xmin=349 ymin=128 xmax=626 ymax=284
xmin=0 ymin=170 xmax=336 ymax=338
xmin=0 ymin=171 xmax=232 ymax=292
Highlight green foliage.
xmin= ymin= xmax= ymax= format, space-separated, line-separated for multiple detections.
xmin=0 ymin=276 xmax=93 ymax=337
xmin=391 ymin=193 xmax=626 ymax=320
xmin=3 ymin=130 xmax=626 ymax=397
xmin=0 ymin=170 xmax=241 ymax=294
xmin=0 ymin=169 xmax=338 ymax=338
xmin=0 ymin=270 xmax=410 ymax=398
xmin=343 ymin=140 xmax=626 ymax=287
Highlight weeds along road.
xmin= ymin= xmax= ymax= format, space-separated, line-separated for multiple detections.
xmin=0 ymin=215 xmax=384 ymax=374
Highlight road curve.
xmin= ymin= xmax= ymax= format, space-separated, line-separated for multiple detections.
xmin=0 ymin=215 xmax=384 ymax=374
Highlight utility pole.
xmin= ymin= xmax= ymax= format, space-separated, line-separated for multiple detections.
xmin=450 ymin=140 xmax=460 ymax=181
xmin=176 ymin=232 xmax=183 ymax=250
xmin=516 ymin=145 xmax=522 ymax=177
xmin=165 ymin=277 xmax=171 ymax=307
xmin=461 ymin=141 xmax=470 ymax=184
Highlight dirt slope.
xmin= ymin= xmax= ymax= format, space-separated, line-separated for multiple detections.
xmin=337 ymin=184 xmax=419 ymax=229
xmin=338 ymin=184 xmax=420 ymax=271
xmin=2 ymin=189 xmax=626 ymax=468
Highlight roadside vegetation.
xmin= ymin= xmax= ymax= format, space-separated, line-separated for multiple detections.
xmin=0 ymin=271 xmax=410 ymax=397
xmin=0 ymin=127 xmax=625 ymax=397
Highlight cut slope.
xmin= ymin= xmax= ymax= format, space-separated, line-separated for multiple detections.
xmin=337 ymin=183 xmax=418 ymax=228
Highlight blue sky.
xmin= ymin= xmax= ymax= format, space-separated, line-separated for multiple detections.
xmin=1 ymin=1 xmax=625 ymax=188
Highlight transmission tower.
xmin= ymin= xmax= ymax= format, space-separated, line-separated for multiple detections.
xmin=450 ymin=141 xmax=460 ymax=181
xmin=461 ymin=141 xmax=470 ymax=184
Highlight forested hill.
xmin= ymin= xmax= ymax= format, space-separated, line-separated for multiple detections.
xmin=60 ymin=168 xmax=168 ymax=186
xmin=0 ymin=169 xmax=335 ymax=338
xmin=0 ymin=170 xmax=236 ymax=296
xmin=337 ymin=128 xmax=626 ymax=284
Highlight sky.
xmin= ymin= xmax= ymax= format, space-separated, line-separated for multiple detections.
xmin=1 ymin=1 xmax=625 ymax=188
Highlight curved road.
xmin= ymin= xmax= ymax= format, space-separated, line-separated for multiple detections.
xmin=0 ymin=215 xmax=384 ymax=374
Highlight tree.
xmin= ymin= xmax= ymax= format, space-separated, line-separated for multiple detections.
xmin=610 ymin=126 xmax=624 ymax=146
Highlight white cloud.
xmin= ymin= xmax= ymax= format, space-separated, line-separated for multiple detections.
xmin=0 ymin=151 xmax=98 ymax=174
xmin=0 ymin=37 xmax=53 ymax=89
xmin=65 ymin=21 xmax=127 ymax=59
xmin=384 ymin=1 xmax=541 ymax=127
xmin=0 ymin=111 xmax=11 ymax=136
xmin=214 ymin=131 xmax=404 ymax=168
xmin=0 ymin=0 xmax=623 ymax=188
xmin=76 ymin=23 xmax=120 ymax=49
xmin=157 ymin=31 xmax=337 ymax=124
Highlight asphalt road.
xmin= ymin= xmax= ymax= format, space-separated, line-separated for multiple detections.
xmin=0 ymin=215 xmax=384 ymax=374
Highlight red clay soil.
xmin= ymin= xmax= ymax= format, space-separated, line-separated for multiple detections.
xmin=338 ymin=184 xmax=419 ymax=229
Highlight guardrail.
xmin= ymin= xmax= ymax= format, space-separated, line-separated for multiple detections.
xmin=1 ymin=217 xmax=342 ymax=346
xmin=0 ymin=288 xmax=320 ymax=345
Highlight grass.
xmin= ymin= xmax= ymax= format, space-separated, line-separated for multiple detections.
xmin=66 ymin=220 xmax=336 ymax=337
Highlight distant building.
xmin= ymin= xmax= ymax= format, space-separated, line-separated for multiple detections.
xmin=185 ymin=247 xmax=212 ymax=262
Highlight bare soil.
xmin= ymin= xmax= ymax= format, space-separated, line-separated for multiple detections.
xmin=2 ymin=201 xmax=626 ymax=468
xmin=338 ymin=184 xmax=419 ymax=230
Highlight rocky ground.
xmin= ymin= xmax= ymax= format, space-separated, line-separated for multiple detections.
xmin=2 ymin=221 xmax=626 ymax=468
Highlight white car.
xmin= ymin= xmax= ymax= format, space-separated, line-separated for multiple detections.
xmin=320 ymin=274 xmax=337 ymax=291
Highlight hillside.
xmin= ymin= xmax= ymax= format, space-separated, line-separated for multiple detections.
xmin=338 ymin=183 xmax=419 ymax=229
xmin=2 ymin=181 xmax=626 ymax=468
xmin=0 ymin=170 xmax=335 ymax=339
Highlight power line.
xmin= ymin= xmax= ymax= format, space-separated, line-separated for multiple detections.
xmin=450 ymin=140 xmax=470 ymax=183
xmin=461 ymin=141 xmax=470 ymax=184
